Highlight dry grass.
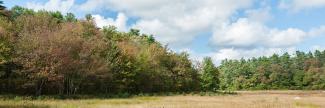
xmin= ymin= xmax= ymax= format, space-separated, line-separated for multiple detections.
xmin=1 ymin=91 xmax=325 ymax=108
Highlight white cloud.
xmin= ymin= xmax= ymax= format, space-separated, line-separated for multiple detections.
xmin=79 ymin=0 xmax=254 ymax=47
xmin=279 ymin=0 xmax=325 ymax=12
xmin=245 ymin=7 xmax=272 ymax=23
xmin=78 ymin=0 xmax=107 ymax=12
xmin=80 ymin=0 xmax=325 ymax=64
xmin=185 ymin=47 xmax=297 ymax=65
xmin=311 ymin=45 xmax=325 ymax=51
xmin=209 ymin=16 xmax=325 ymax=64
xmin=25 ymin=0 xmax=129 ymax=31
xmin=132 ymin=19 xmax=197 ymax=46
xmin=93 ymin=13 xmax=128 ymax=31
xmin=209 ymin=47 xmax=297 ymax=65
xmin=207 ymin=5 xmax=325 ymax=65
xmin=26 ymin=0 xmax=75 ymax=14
xmin=268 ymin=28 xmax=307 ymax=47
xmin=308 ymin=26 xmax=325 ymax=37
xmin=24 ymin=0 xmax=325 ymax=64
xmin=211 ymin=18 xmax=307 ymax=49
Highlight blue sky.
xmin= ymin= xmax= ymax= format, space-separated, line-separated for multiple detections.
xmin=3 ymin=0 xmax=325 ymax=64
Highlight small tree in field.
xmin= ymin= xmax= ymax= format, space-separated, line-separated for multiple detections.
xmin=200 ymin=57 xmax=219 ymax=91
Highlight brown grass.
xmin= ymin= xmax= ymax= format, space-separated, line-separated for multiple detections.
xmin=1 ymin=91 xmax=325 ymax=108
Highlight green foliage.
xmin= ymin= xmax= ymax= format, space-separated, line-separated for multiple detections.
xmin=64 ymin=13 xmax=77 ymax=22
xmin=129 ymin=28 xmax=140 ymax=36
xmin=85 ymin=14 xmax=92 ymax=21
xmin=141 ymin=34 xmax=156 ymax=44
xmin=10 ymin=6 xmax=35 ymax=19
xmin=0 ymin=35 xmax=11 ymax=64
xmin=200 ymin=57 xmax=219 ymax=91
xmin=50 ymin=11 xmax=63 ymax=22
xmin=147 ymin=35 xmax=155 ymax=44
xmin=219 ymin=50 xmax=325 ymax=90
xmin=0 ymin=9 xmax=200 ymax=95
xmin=102 ymin=26 xmax=123 ymax=41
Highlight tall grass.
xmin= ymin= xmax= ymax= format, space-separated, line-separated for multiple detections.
xmin=0 ymin=91 xmax=324 ymax=108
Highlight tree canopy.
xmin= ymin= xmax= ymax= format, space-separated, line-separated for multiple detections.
xmin=219 ymin=51 xmax=325 ymax=90
xmin=200 ymin=57 xmax=219 ymax=91
xmin=0 ymin=6 xmax=201 ymax=95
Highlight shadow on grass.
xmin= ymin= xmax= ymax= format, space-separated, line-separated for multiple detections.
xmin=0 ymin=91 xmax=237 ymax=100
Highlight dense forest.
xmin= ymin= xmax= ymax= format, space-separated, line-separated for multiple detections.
xmin=219 ymin=51 xmax=325 ymax=90
xmin=0 ymin=3 xmax=205 ymax=95
xmin=0 ymin=2 xmax=324 ymax=96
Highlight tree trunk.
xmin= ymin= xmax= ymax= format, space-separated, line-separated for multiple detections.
xmin=36 ymin=79 xmax=45 ymax=96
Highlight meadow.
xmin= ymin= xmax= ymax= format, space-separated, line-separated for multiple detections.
xmin=1 ymin=2 xmax=325 ymax=108
xmin=1 ymin=91 xmax=325 ymax=108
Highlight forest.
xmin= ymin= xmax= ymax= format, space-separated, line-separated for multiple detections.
xmin=0 ymin=2 xmax=325 ymax=96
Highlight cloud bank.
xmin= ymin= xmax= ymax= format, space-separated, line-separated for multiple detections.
xmin=24 ymin=0 xmax=325 ymax=65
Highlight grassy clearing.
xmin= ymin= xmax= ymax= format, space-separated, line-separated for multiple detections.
xmin=0 ymin=91 xmax=324 ymax=108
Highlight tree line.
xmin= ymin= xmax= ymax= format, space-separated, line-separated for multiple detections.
xmin=0 ymin=4 xmax=212 ymax=95
xmin=0 ymin=2 xmax=324 ymax=95
xmin=219 ymin=51 xmax=325 ymax=90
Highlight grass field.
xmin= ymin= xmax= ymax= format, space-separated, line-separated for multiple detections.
xmin=0 ymin=91 xmax=325 ymax=108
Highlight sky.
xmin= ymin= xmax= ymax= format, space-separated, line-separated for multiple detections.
xmin=3 ymin=0 xmax=325 ymax=65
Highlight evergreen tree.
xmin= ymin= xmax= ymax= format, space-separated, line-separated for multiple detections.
xmin=200 ymin=57 xmax=219 ymax=91
xmin=0 ymin=1 xmax=7 ymax=17
xmin=0 ymin=1 xmax=5 ymax=10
